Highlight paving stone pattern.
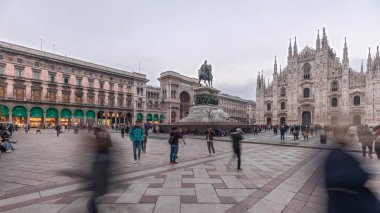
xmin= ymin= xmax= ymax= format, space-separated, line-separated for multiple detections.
xmin=0 ymin=129 xmax=379 ymax=212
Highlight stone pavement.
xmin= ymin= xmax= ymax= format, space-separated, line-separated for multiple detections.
xmin=0 ymin=129 xmax=379 ymax=213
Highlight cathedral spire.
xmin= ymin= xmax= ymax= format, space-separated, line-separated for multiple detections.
xmin=343 ymin=37 xmax=349 ymax=65
xmin=316 ymin=29 xmax=321 ymax=51
xmin=293 ymin=37 xmax=298 ymax=58
xmin=361 ymin=60 xmax=364 ymax=73
xmin=288 ymin=38 xmax=292 ymax=62
xmin=376 ymin=45 xmax=380 ymax=60
xmin=367 ymin=47 xmax=372 ymax=73
xmin=257 ymin=71 xmax=261 ymax=89
xmin=321 ymin=27 xmax=329 ymax=50
xmin=274 ymin=55 xmax=278 ymax=74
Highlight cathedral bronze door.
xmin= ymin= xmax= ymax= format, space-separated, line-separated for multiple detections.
xmin=266 ymin=117 xmax=272 ymax=125
xmin=353 ymin=115 xmax=361 ymax=125
xmin=280 ymin=117 xmax=286 ymax=125
xmin=302 ymin=111 xmax=311 ymax=125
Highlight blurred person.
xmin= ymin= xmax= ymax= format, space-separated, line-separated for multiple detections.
xmin=324 ymin=127 xmax=380 ymax=213
xmin=120 ymin=125 xmax=125 ymax=138
xmin=374 ymin=128 xmax=380 ymax=159
xmin=280 ymin=124 xmax=286 ymax=143
xmin=169 ymin=127 xmax=182 ymax=164
xmin=142 ymin=127 xmax=148 ymax=153
xmin=129 ymin=121 xmax=144 ymax=163
xmin=231 ymin=128 xmax=243 ymax=171
xmin=357 ymin=125 xmax=374 ymax=158
xmin=55 ymin=125 xmax=61 ymax=137
xmin=303 ymin=128 xmax=309 ymax=141
xmin=206 ymin=128 xmax=215 ymax=155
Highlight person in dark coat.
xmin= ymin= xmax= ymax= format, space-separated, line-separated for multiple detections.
xmin=324 ymin=129 xmax=380 ymax=213
xmin=231 ymin=128 xmax=243 ymax=171
xmin=280 ymin=124 xmax=286 ymax=142
xmin=169 ymin=127 xmax=182 ymax=164
xmin=206 ymin=128 xmax=215 ymax=155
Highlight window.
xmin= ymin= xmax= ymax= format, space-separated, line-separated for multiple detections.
xmin=89 ymin=80 xmax=94 ymax=88
xmin=87 ymin=96 xmax=94 ymax=105
xmin=14 ymin=88 xmax=25 ymax=100
xmin=127 ymin=100 xmax=132 ymax=108
xmin=267 ymin=103 xmax=271 ymax=111
xmin=50 ymin=65 xmax=55 ymax=70
xmin=117 ymin=98 xmax=123 ymax=107
xmin=0 ymin=86 xmax=5 ymax=97
xmin=62 ymin=93 xmax=70 ymax=103
xmin=280 ymin=87 xmax=286 ymax=97
xmin=137 ymin=98 xmax=142 ymax=108
xmin=110 ymin=83 xmax=114 ymax=91
xmin=137 ymin=87 xmax=140 ymax=95
xmin=33 ymin=71 xmax=41 ymax=80
xmin=15 ymin=68 xmax=24 ymax=77
xmin=98 ymin=96 xmax=104 ymax=105
xmin=281 ymin=102 xmax=286 ymax=110
xmin=35 ymin=62 xmax=40 ymax=67
xmin=49 ymin=74 xmax=55 ymax=82
xmin=332 ymin=98 xmax=338 ymax=107
xmin=354 ymin=96 xmax=360 ymax=106
xmin=76 ymin=78 xmax=82 ymax=86
xmin=99 ymin=82 xmax=104 ymax=89
xmin=154 ymin=102 xmax=159 ymax=108
xmin=0 ymin=55 xmax=3 ymax=61
xmin=64 ymin=77 xmax=69 ymax=84
xmin=76 ymin=95 xmax=82 ymax=104
xmin=109 ymin=97 xmax=114 ymax=106
xmin=118 ymin=84 xmax=123 ymax=92
xmin=48 ymin=91 xmax=56 ymax=102
xmin=32 ymin=90 xmax=42 ymax=101
xmin=331 ymin=81 xmax=338 ymax=92
xmin=16 ymin=58 xmax=23 ymax=64
xmin=303 ymin=88 xmax=310 ymax=98
xmin=0 ymin=66 xmax=4 ymax=75
xmin=303 ymin=63 xmax=311 ymax=79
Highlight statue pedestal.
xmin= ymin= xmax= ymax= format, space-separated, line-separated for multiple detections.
xmin=194 ymin=86 xmax=220 ymax=96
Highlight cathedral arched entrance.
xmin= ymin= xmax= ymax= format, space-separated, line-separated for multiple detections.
xmin=330 ymin=116 xmax=339 ymax=126
xmin=179 ymin=91 xmax=191 ymax=119
xmin=266 ymin=117 xmax=272 ymax=125
xmin=302 ymin=111 xmax=311 ymax=125
xmin=353 ymin=115 xmax=361 ymax=125
xmin=280 ymin=117 xmax=286 ymax=125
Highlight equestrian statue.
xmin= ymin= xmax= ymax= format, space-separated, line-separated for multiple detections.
xmin=198 ymin=60 xmax=213 ymax=87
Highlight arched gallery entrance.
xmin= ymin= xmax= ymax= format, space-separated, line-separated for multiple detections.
xmin=179 ymin=91 xmax=191 ymax=119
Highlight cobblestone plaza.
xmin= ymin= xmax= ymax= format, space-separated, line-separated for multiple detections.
xmin=0 ymin=130 xmax=379 ymax=212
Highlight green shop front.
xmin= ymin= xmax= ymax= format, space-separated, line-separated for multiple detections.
xmin=30 ymin=107 xmax=43 ymax=127
xmin=12 ymin=106 xmax=27 ymax=126
xmin=46 ymin=108 xmax=58 ymax=127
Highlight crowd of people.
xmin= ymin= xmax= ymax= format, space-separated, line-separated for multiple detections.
xmin=0 ymin=123 xmax=17 ymax=157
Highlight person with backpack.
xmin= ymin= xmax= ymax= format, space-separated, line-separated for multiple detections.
xmin=129 ymin=121 xmax=145 ymax=163
xmin=168 ymin=127 xmax=182 ymax=164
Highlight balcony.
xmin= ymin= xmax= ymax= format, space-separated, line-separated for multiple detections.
xmin=298 ymin=95 xmax=315 ymax=103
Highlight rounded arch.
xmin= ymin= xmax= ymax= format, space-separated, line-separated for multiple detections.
xmin=354 ymin=95 xmax=360 ymax=106
xmin=12 ymin=106 xmax=27 ymax=117
xmin=331 ymin=97 xmax=338 ymax=107
xmin=302 ymin=111 xmax=311 ymax=125
xmin=331 ymin=80 xmax=339 ymax=92
xmin=0 ymin=105 xmax=9 ymax=117
xmin=303 ymin=63 xmax=311 ymax=79
xmin=61 ymin=109 xmax=72 ymax=118
xmin=160 ymin=114 xmax=165 ymax=123
xmin=46 ymin=108 xmax=58 ymax=118
xmin=146 ymin=114 xmax=152 ymax=121
xmin=74 ymin=109 xmax=84 ymax=118
xmin=30 ymin=107 xmax=43 ymax=118
xmin=180 ymin=91 xmax=191 ymax=119
xmin=153 ymin=114 xmax=159 ymax=121
xmin=136 ymin=113 xmax=143 ymax=121
xmin=86 ymin=110 xmax=95 ymax=119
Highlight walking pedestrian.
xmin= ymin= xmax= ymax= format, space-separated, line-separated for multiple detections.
xmin=303 ymin=129 xmax=309 ymax=141
xmin=24 ymin=125 xmax=28 ymax=134
xmin=357 ymin=125 xmax=374 ymax=158
xmin=206 ymin=128 xmax=215 ymax=155
xmin=168 ymin=127 xmax=182 ymax=164
xmin=129 ymin=121 xmax=145 ymax=163
xmin=120 ymin=125 xmax=125 ymax=138
xmin=280 ymin=124 xmax=286 ymax=143
xmin=231 ymin=128 xmax=243 ymax=171
xmin=324 ymin=128 xmax=380 ymax=213
xmin=55 ymin=125 xmax=61 ymax=137
xmin=142 ymin=127 xmax=148 ymax=153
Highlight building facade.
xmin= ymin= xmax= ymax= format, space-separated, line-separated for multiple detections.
xmin=158 ymin=71 xmax=255 ymax=123
xmin=255 ymin=28 xmax=380 ymax=127
xmin=0 ymin=41 xmax=166 ymax=127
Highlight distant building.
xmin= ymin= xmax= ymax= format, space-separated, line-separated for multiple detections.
xmin=255 ymin=28 xmax=380 ymax=126
xmin=0 ymin=40 xmax=166 ymax=127
xmin=158 ymin=71 xmax=255 ymax=123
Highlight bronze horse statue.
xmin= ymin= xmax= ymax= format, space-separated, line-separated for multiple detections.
xmin=198 ymin=60 xmax=213 ymax=87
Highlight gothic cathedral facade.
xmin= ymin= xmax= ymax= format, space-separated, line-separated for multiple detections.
xmin=255 ymin=28 xmax=380 ymax=127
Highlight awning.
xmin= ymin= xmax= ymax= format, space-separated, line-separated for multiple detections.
xmin=46 ymin=108 xmax=58 ymax=118
xmin=61 ymin=109 xmax=72 ymax=118
xmin=30 ymin=107 xmax=43 ymax=118
xmin=12 ymin=106 xmax=27 ymax=117
xmin=0 ymin=105 xmax=9 ymax=117
xmin=86 ymin=110 xmax=95 ymax=119
xmin=74 ymin=109 xmax=84 ymax=118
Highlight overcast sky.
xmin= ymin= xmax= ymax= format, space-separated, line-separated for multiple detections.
xmin=1 ymin=0 xmax=379 ymax=100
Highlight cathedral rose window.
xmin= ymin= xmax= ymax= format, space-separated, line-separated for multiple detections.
xmin=303 ymin=63 xmax=311 ymax=79
xmin=331 ymin=81 xmax=339 ymax=92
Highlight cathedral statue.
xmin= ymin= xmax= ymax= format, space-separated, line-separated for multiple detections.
xmin=198 ymin=60 xmax=213 ymax=87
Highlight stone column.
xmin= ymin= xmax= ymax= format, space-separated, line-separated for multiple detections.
xmin=9 ymin=112 xmax=12 ymax=123
xmin=58 ymin=115 xmax=61 ymax=125
xmin=83 ymin=114 xmax=87 ymax=127
xmin=26 ymin=111 xmax=30 ymax=125
xmin=43 ymin=112 xmax=46 ymax=128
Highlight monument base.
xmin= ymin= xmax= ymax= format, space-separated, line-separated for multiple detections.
xmin=180 ymin=105 xmax=231 ymax=123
